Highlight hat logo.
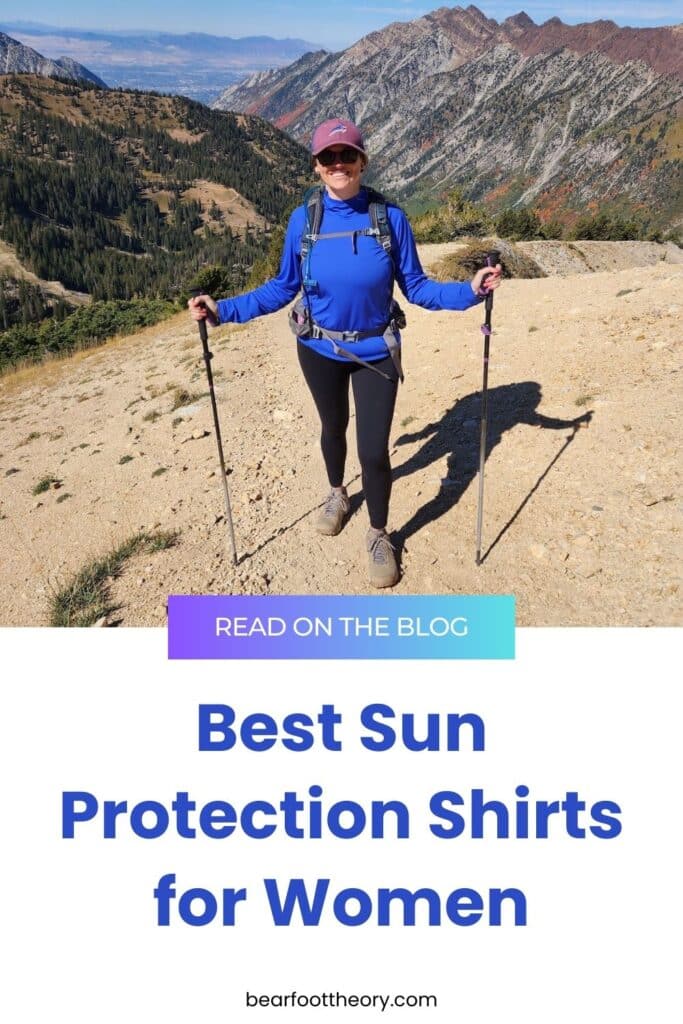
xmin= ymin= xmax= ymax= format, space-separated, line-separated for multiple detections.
xmin=329 ymin=123 xmax=347 ymax=136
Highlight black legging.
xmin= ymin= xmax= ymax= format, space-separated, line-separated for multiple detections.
xmin=297 ymin=341 xmax=399 ymax=529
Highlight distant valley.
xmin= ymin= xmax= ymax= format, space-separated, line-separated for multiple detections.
xmin=0 ymin=22 xmax=322 ymax=102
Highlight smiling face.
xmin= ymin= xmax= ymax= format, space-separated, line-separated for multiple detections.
xmin=313 ymin=144 xmax=366 ymax=200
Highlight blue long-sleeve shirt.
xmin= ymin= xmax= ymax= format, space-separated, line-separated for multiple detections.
xmin=216 ymin=188 xmax=482 ymax=363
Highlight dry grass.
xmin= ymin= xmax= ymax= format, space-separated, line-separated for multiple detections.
xmin=49 ymin=529 xmax=179 ymax=627
xmin=169 ymin=387 xmax=204 ymax=411
xmin=430 ymin=238 xmax=546 ymax=281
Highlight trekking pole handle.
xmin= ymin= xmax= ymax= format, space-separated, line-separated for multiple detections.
xmin=479 ymin=250 xmax=501 ymax=311
xmin=189 ymin=290 xmax=219 ymax=342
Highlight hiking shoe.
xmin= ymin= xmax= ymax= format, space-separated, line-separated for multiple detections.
xmin=366 ymin=529 xmax=399 ymax=588
xmin=315 ymin=489 xmax=350 ymax=536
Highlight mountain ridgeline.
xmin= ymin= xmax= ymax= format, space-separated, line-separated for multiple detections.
xmin=214 ymin=6 xmax=683 ymax=233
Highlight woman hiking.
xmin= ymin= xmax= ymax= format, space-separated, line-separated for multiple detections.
xmin=189 ymin=117 xmax=502 ymax=588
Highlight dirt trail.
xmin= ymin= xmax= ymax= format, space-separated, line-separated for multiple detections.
xmin=0 ymin=239 xmax=91 ymax=305
xmin=0 ymin=242 xmax=680 ymax=626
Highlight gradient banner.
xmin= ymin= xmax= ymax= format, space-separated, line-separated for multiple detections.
xmin=167 ymin=595 xmax=514 ymax=659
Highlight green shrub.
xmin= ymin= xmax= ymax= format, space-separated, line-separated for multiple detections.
xmin=186 ymin=265 xmax=233 ymax=300
xmin=0 ymin=299 xmax=175 ymax=374
xmin=495 ymin=207 xmax=542 ymax=241
xmin=569 ymin=213 xmax=644 ymax=241
xmin=32 ymin=475 xmax=60 ymax=495
xmin=412 ymin=188 xmax=493 ymax=243
xmin=246 ymin=225 xmax=286 ymax=288
xmin=540 ymin=219 xmax=564 ymax=240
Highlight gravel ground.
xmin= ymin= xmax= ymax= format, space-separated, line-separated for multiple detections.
xmin=0 ymin=241 xmax=680 ymax=626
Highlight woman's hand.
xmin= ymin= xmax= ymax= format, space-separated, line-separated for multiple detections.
xmin=471 ymin=264 xmax=502 ymax=297
xmin=188 ymin=293 xmax=219 ymax=325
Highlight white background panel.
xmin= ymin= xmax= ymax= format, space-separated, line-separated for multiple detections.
xmin=1 ymin=628 xmax=679 ymax=1021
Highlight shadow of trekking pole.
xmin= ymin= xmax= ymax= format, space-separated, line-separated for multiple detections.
xmin=479 ymin=417 xmax=592 ymax=565
xmin=392 ymin=387 xmax=593 ymax=561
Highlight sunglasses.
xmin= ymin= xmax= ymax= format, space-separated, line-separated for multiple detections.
xmin=316 ymin=147 xmax=361 ymax=166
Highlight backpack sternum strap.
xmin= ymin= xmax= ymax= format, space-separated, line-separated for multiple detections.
xmin=301 ymin=186 xmax=394 ymax=277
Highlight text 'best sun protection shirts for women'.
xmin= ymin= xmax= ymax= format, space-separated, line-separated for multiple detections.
xmin=215 ymin=189 xmax=483 ymax=363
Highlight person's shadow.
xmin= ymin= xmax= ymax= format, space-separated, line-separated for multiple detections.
xmin=392 ymin=381 xmax=593 ymax=564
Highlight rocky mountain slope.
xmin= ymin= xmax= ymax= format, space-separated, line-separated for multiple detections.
xmin=214 ymin=7 xmax=683 ymax=232
xmin=0 ymin=31 xmax=106 ymax=87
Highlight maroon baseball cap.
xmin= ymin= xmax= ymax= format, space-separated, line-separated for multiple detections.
xmin=310 ymin=118 xmax=366 ymax=157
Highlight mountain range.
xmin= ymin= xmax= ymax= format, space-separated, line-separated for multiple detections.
xmin=214 ymin=6 xmax=683 ymax=231
xmin=0 ymin=23 xmax=321 ymax=102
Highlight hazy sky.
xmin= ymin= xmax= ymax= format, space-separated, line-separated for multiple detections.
xmin=1 ymin=1 xmax=680 ymax=50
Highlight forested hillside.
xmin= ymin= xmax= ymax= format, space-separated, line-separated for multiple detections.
xmin=0 ymin=75 xmax=310 ymax=371
xmin=0 ymin=76 xmax=308 ymax=299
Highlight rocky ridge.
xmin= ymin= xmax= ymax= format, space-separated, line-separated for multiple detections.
xmin=214 ymin=7 xmax=683 ymax=231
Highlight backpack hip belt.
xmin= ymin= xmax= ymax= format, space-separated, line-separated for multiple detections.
xmin=310 ymin=323 xmax=386 ymax=344
xmin=289 ymin=297 xmax=405 ymax=383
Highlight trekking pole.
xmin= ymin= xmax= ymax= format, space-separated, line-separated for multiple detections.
xmin=190 ymin=289 xmax=238 ymax=565
xmin=475 ymin=251 xmax=501 ymax=567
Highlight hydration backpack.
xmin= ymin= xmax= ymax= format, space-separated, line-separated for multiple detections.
xmin=289 ymin=185 xmax=406 ymax=382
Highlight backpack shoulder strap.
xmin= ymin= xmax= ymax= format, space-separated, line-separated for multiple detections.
xmin=300 ymin=186 xmax=324 ymax=290
xmin=364 ymin=186 xmax=393 ymax=258
xmin=300 ymin=185 xmax=395 ymax=289
xmin=301 ymin=187 xmax=324 ymax=248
